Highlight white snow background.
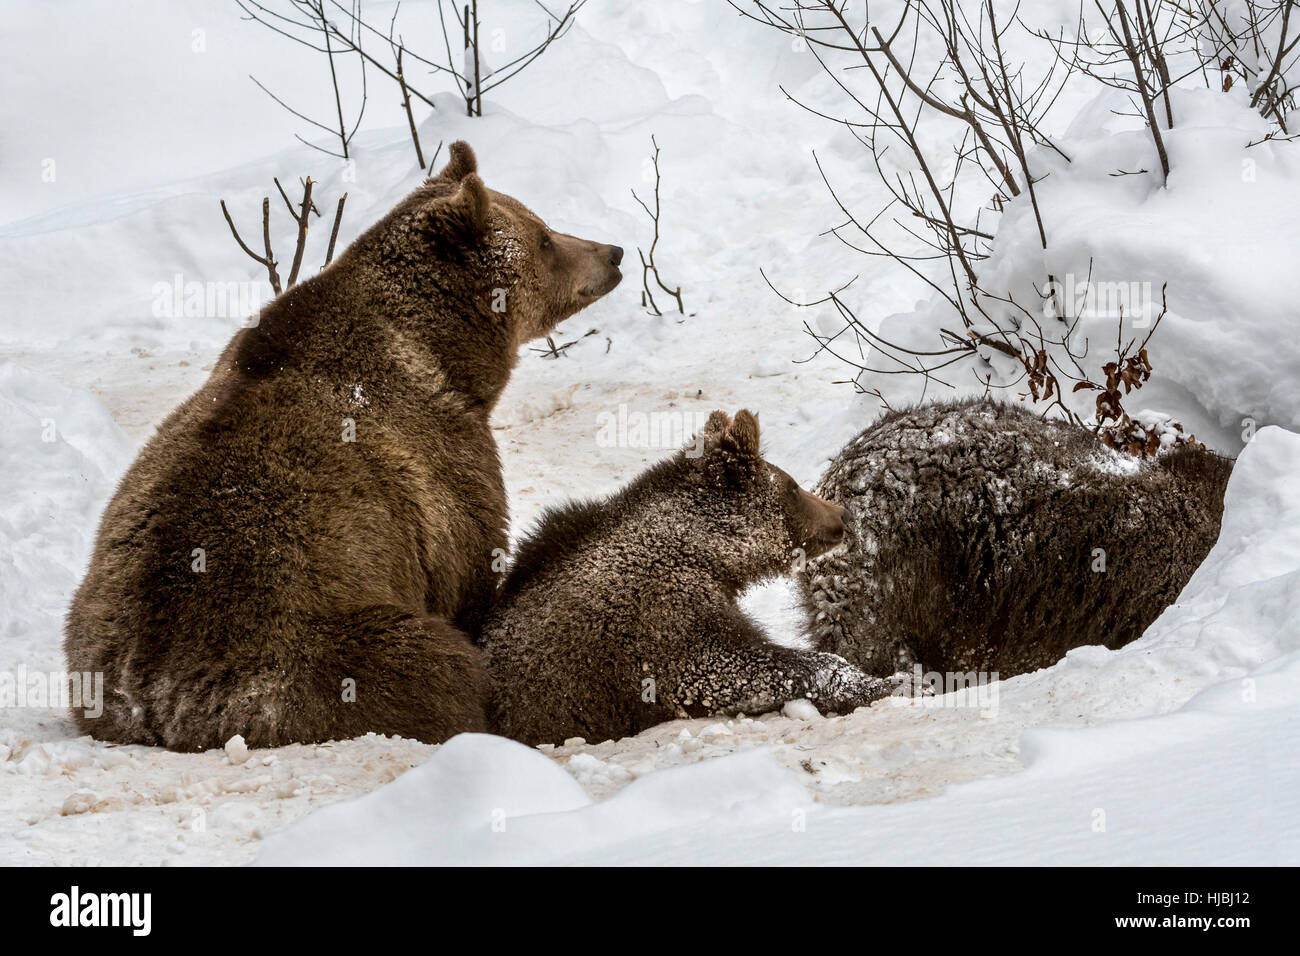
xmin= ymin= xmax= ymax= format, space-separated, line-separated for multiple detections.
xmin=0 ymin=0 xmax=1297 ymax=865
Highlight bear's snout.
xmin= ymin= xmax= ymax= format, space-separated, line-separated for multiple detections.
xmin=564 ymin=236 xmax=623 ymax=303
xmin=824 ymin=502 xmax=848 ymax=543
xmin=798 ymin=487 xmax=848 ymax=559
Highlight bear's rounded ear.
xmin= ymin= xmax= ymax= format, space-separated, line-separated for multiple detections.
xmin=455 ymin=173 xmax=491 ymax=234
xmin=696 ymin=409 xmax=762 ymax=486
xmin=724 ymin=409 xmax=762 ymax=461
xmin=695 ymin=409 xmax=761 ymax=459
xmin=698 ymin=410 xmax=732 ymax=446
xmin=429 ymin=140 xmax=478 ymax=183
xmin=419 ymin=172 xmax=491 ymax=240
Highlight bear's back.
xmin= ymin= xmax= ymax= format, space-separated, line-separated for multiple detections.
xmin=66 ymin=363 xmax=447 ymax=665
xmin=804 ymin=398 xmax=1232 ymax=676
xmin=482 ymin=498 xmax=706 ymax=745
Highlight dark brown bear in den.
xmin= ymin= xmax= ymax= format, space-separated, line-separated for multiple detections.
xmin=802 ymin=398 xmax=1232 ymax=679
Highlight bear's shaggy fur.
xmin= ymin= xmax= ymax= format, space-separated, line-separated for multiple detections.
xmin=64 ymin=142 xmax=623 ymax=751
xmin=801 ymin=398 xmax=1233 ymax=678
xmin=481 ymin=410 xmax=896 ymax=747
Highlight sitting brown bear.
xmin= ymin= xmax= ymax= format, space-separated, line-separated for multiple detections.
xmin=801 ymin=398 xmax=1233 ymax=679
xmin=482 ymin=410 xmax=897 ymax=747
xmin=64 ymin=142 xmax=623 ymax=751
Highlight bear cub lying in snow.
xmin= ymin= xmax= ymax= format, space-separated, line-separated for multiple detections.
xmin=482 ymin=409 xmax=899 ymax=746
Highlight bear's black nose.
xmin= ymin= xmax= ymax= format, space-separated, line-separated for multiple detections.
xmin=608 ymin=245 xmax=624 ymax=267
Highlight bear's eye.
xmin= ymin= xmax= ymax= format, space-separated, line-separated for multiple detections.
xmin=539 ymin=233 xmax=553 ymax=251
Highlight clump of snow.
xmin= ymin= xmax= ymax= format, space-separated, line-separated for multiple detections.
xmin=781 ymin=699 xmax=822 ymax=721
xmin=1128 ymin=407 xmax=1198 ymax=450
xmin=223 ymin=735 xmax=249 ymax=766
xmin=60 ymin=790 xmax=98 ymax=817
xmin=751 ymin=353 xmax=792 ymax=378
xmin=1083 ymin=446 xmax=1144 ymax=477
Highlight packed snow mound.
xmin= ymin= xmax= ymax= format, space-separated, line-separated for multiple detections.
xmin=254 ymin=734 xmax=808 ymax=866
xmin=872 ymin=86 xmax=1300 ymax=451
xmin=254 ymin=735 xmax=591 ymax=866
xmin=256 ymin=428 xmax=1300 ymax=865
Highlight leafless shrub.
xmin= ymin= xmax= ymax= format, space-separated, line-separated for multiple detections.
xmin=1037 ymin=2 xmax=1209 ymax=183
xmin=221 ymin=177 xmax=348 ymax=295
xmin=732 ymin=1 xmax=1068 ymax=327
xmin=530 ymin=326 xmax=601 ymax=359
xmin=240 ymin=0 xmax=589 ymax=141
xmin=631 ymin=136 xmax=686 ymax=317
xmin=238 ymin=1 xmax=370 ymax=159
xmin=388 ymin=6 xmax=427 ymax=167
xmin=1196 ymin=0 xmax=1299 ymax=131
xmin=435 ymin=1 xmax=591 ymax=117
xmin=733 ymin=0 xmax=1192 ymax=455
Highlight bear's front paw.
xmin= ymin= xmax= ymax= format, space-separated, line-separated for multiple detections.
xmin=808 ymin=653 xmax=891 ymax=713
xmin=884 ymin=669 xmax=935 ymax=699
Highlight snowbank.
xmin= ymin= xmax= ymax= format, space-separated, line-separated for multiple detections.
xmin=255 ymin=735 xmax=808 ymax=866
xmin=869 ymin=84 xmax=1300 ymax=452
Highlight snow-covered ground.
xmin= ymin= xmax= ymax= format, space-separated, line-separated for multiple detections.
xmin=1 ymin=0 xmax=1296 ymax=865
